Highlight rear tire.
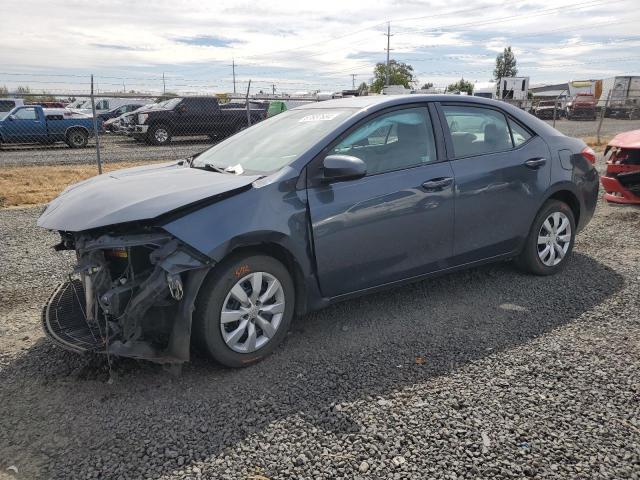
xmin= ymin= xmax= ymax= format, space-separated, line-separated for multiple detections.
xmin=193 ymin=254 xmax=295 ymax=367
xmin=516 ymin=200 xmax=576 ymax=276
xmin=147 ymin=124 xmax=172 ymax=145
xmin=66 ymin=129 xmax=88 ymax=148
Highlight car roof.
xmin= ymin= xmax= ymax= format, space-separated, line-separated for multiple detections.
xmin=294 ymin=94 xmax=507 ymax=110
xmin=293 ymin=94 xmax=564 ymax=139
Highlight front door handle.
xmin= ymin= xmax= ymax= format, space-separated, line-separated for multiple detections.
xmin=524 ymin=158 xmax=547 ymax=169
xmin=422 ymin=177 xmax=454 ymax=191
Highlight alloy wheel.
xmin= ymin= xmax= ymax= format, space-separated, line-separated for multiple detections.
xmin=154 ymin=128 xmax=169 ymax=143
xmin=220 ymin=272 xmax=285 ymax=353
xmin=537 ymin=211 xmax=572 ymax=266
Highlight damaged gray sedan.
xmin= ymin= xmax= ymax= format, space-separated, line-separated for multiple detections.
xmin=38 ymin=95 xmax=598 ymax=367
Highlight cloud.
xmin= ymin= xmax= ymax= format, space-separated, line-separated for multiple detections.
xmin=173 ymin=35 xmax=243 ymax=48
xmin=0 ymin=0 xmax=638 ymax=93
xmin=91 ymin=44 xmax=144 ymax=51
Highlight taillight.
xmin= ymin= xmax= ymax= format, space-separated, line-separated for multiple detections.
xmin=581 ymin=146 xmax=596 ymax=164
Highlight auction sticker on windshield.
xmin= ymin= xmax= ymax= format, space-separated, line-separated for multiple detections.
xmin=298 ymin=113 xmax=342 ymax=122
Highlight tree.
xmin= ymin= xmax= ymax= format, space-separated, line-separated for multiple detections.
xmin=420 ymin=82 xmax=434 ymax=90
xmin=0 ymin=85 xmax=8 ymax=97
xmin=446 ymin=78 xmax=474 ymax=95
xmin=370 ymin=60 xmax=416 ymax=93
xmin=13 ymin=85 xmax=56 ymax=103
xmin=357 ymin=81 xmax=369 ymax=95
xmin=493 ymin=46 xmax=518 ymax=80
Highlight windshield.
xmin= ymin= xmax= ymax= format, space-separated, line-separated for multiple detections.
xmin=193 ymin=108 xmax=355 ymax=174
xmin=66 ymin=99 xmax=86 ymax=109
xmin=158 ymin=98 xmax=182 ymax=109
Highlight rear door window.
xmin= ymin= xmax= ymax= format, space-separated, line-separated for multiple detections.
xmin=442 ymin=105 xmax=513 ymax=158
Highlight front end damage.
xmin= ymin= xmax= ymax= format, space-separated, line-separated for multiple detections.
xmin=601 ymin=131 xmax=640 ymax=205
xmin=43 ymin=230 xmax=211 ymax=363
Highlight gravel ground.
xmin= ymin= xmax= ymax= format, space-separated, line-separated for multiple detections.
xmin=1 ymin=118 xmax=639 ymax=168
xmin=1 ymin=166 xmax=639 ymax=479
xmin=0 ymin=135 xmax=211 ymax=167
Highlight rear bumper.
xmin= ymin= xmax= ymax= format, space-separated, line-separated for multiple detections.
xmin=600 ymin=175 xmax=640 ymax=205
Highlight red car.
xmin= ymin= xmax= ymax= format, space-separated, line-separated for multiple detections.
xmin=601 ymin=129 xmax=640 ymax=205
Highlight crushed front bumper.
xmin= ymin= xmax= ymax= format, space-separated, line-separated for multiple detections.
xmin=42 ymin=231 xmax=211 ymax=364
xmin=601 ymin=174 xmax=640 ymax=204
xmin=601 ymin=146 xmax=640 ymax=205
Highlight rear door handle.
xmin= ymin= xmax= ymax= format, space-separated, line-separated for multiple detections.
xmin=422 ymin=177 xmax=454 ymax=191
xmin=524 ymin=158 xmax=547 ymax=169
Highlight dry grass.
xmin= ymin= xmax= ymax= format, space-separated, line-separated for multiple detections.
xmin=583 ymin=136 xmax=612 ymax=152
xmin=0 ymin=133 xmax=615 ymax=209
xmin=0 ymin=161 xmax=163 ymax=208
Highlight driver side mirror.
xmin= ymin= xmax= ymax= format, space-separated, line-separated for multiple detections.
xmin=322 ymin=154 xmax=367 ymax=182
xmin=7 ymin=115 xmax=15 ymax=121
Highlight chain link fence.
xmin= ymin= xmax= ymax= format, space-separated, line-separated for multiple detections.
xmin=0 ymin=91 xmax=321 ymax=169
xmin=2 ymin=83 xmax=640 ymax=173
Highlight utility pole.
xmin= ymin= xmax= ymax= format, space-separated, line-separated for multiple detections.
xmin=351 ymin=74 xmax=357 ymax=89
xmin=384 ymin=22 xmax=393 ymax=87
xmin=162 ymin=72 xmax=166 ymax=95
xmin=232 ymin=58 xmax=237 ymax=94
xmin=245 ymin=79 xmax=252 ymax=126
xmin=89 ymin=74 xmax=103 ymax=175
xmin=272 ymin=83 xmax=276 ymax=95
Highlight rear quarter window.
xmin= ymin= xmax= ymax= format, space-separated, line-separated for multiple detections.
xmin=509 ymin=118 xmax=533 ymax=147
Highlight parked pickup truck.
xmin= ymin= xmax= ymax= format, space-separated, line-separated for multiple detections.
xmin=0 ymin=105 xmax=98 ymax=148
xmin=532 ymin=100 xmax=563 ymax=119
xmin=565 ymin=94 xmax=597 ymax=120
xmin=132 ymin=96 xmax=267 ymax=145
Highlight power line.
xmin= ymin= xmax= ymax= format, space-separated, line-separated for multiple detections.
xmin=394 ymin=0 xmax=627 ymax=36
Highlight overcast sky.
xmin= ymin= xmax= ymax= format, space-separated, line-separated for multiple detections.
xmin=1 ymin=0 xmax=639 ymax=95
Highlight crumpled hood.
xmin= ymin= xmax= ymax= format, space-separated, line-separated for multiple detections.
xmin=38 ymin=162 xmax=259 ymax=232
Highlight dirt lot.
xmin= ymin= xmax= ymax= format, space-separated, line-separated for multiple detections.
xmin=0 ymin=161 xmax=167 ymax=207
xmin=0 ymin=154 xmax=639 ymax=478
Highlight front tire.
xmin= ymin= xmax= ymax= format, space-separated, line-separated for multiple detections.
xmin=516 ymin=200 xmax=576 ymax=275
xmin=193 ymin=254 xmax=295 ymax=367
